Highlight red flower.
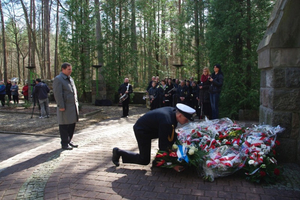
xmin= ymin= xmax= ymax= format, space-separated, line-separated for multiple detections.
xmin=156 ymin=152 xmax=167 ymax=158
xmin=197 ymin=132 xmax=202 ymax=137
xmin=156 ymin=160 xmax=165 ymax=167
xmin=275 ymin=140 xmax=280 ymax=146
xmin=169 ymin=152 xmax=177 ymax=157
xmin=273 ymin=150 xmax=276 ymax=155
xmin=274 ymin=168 xmax=280 ymax=176
xmin=191 ymin=129 xmax=195 ymax=133
xmin=260 ymin=171 xmax=266 ymax=177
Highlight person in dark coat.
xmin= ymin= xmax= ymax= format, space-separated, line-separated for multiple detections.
xmin=209 ymin=64 xmax=224 ymax=119
xmin=10 ymin=82 xmax=19 ymax=104
xmin=0 ymin=81 xmax=6 ymax=106
xmin=165 ymin=78 xmax=175 ymax=107
xmin=190 ymin=81 xmax=199 ymax=111
xmin=5 ymin=80 xmax=11 ymax=102
xmin=118 ymin=78 xmax=133 ymax=117
xmin=53 ymin=62 xmax=79 ymax=150
xmin=146 ymin=76 xmax=156 ymax=92
xmin=199 ymin=67 xmax=212 ymax=119
xmin=148 ymin=81 xmax=159 ymax=110
xmin=112 ymin=103 xmax=196 ymax=167
xmin=33 ymin=79 xmax=50 ymax=118
xmin=177 ymin=80 xmax=189 ymax=105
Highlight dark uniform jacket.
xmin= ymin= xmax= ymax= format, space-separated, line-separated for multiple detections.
xmin=118 ymin=83 xmax=133 ymax=97
xmin=209 ymin=72 xmax=224 ymax=94
xmin=133 ymin=107 xmax=178 ymax=151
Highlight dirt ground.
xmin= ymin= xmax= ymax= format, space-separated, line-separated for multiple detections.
xmin=0 ymin=102 xmax=149 ymax=136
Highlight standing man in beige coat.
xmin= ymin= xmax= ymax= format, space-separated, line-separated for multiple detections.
xmin=53 ymin=62 xmax=79 ymax=150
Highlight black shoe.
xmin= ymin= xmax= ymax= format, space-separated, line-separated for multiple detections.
xmin=112 ymin=147 xmax=120 ymax=167
xmin=62 ymin=145 xmax=73 ymax=150
xmin=69 ymin=142 xmax=78 ymax=148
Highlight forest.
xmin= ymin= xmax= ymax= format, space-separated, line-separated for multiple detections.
xmin=0 ymin=0 xmax=275 ymax=118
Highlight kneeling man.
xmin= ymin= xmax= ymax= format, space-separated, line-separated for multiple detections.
xmin=112 ymin=103 xmax=195 ymax=166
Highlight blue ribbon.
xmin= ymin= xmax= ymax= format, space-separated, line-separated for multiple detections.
xmin=177 ymin=145 xmax=189 ymax=163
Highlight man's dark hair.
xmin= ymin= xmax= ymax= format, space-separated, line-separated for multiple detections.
xmin=36 ymin=78 xmax=42 ymax=82
xmin=61 ymin=62 xmax=71 ymax=70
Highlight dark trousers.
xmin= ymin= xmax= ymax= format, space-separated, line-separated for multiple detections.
xmin=0 ymin=94 xmax=5 ymax=106
xmin=122 ymin=98 xmax=129 ymax=116
xmin=6 ymin=93 xmax=11 ymax=101
xmin=13 ymin=95 xmax=19 ymax=104
xmin=119 ymin=128 xmax=154 ymax=165
xmin=59 ymin=123 xmax=76 ymax=147
xmin=210 ymin=93 xmax=220 ymax=119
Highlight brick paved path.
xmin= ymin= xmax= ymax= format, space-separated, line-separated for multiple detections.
xmin=0 ymin=113 xmax=300 ymax=200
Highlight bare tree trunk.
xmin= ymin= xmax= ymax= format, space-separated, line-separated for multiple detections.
xmin=95 ymin=0 xmax=103 ymax=65
xmin=246 ymin=0 xmax=252 ymax=88
xmin=118 ymin=1 xmax=123 ymax=77
xmin=0 ymin=0 xmax=7 ymax=82
xmin=45 ymin=0 xmax=51 ymax=79
xmin=54 ymin=0 xmax=59 ymax=76
xmin=131 ymin=0 xmax=138 ymax=86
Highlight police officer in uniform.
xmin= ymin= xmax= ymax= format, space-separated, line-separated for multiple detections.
xmin=118 ymin=78 xmax=133 ymax=117
xmin=112 ymin=103 xmax=196 ymax=166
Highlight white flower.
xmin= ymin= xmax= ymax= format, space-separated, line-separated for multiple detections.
xmin=172 ymin=144 xmax=178 ymax=150
xmin=233 ymin=144 xmax=239 ymax=148
xmin=258 ymin=152 xmax=264 ymax=156
xmin=261 ymin=144 xmax=266 ymax=149
xmin=248 ymin=160 xmax=255 ymax=165
xmin=188 ymin=149 xmax=195 ymax=155
xmin=222 ymin=139 xmax=228 ymax=144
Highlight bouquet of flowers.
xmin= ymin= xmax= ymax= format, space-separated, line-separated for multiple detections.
xmin=153 ymin=117 xmax=284 ymax=183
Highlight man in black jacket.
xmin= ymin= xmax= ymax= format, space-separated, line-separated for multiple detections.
xmin=112 ymin=103 xmax=195 ymax=166
xmin=118 ymin=78 xmax=133 ymax=118
xmin=33 ymin=78 xmax=50 ymax=119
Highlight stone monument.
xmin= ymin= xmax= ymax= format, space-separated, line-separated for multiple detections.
xmin=257 ymin=0 xmax=300 ymax=164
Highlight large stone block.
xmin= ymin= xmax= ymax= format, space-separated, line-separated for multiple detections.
xmin=259 ymin=105 xmax=273 ymax=125
xmin=260 ymin=88 xmax=269 ymax=107
xmin=265 ymin=70 xmax=274 ymax=88
xmin=258 ymin=48 xmax=271 ymax=69
xmin=273 ymin=89 xmax=300 ymax=111
xmin=286 ymin=67 xmax=300 ymax=88
xmin=271 ymin=48 xmax=300 ymax=68
xmin=271 ymin=68 xmax=285 ymax=88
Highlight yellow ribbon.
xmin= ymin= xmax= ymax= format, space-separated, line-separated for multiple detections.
xmin=168 ymin=125 xmax=175 ymax=142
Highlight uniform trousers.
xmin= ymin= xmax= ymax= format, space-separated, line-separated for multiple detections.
xmin=119 ymin=127 xmax=155 ymax=165
xmin=59 ymin=123 xmax=76 ymax=147
xmin=122 ymin=98 xmax=129 ymax=116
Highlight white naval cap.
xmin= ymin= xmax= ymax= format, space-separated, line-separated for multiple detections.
xmin=176 ymin=103 xmax=196 ymax=121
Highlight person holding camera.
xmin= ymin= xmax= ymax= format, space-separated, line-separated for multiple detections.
xmin=209 ymin=64 xmax=224 ymax=119
xmin=33 ymin=78 xmax=50 ymax=118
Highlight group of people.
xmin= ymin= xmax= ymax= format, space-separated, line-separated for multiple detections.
xmin=0 ymin=80 xmax=26 ymax=106
xmin=145 ymin=64 xmax=223 ymax=120
xmin=112 ymin=64 xmax=223 ymax=170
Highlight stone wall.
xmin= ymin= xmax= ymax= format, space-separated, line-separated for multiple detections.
xmin=257 ymin=0 xmax=300 ymax=164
